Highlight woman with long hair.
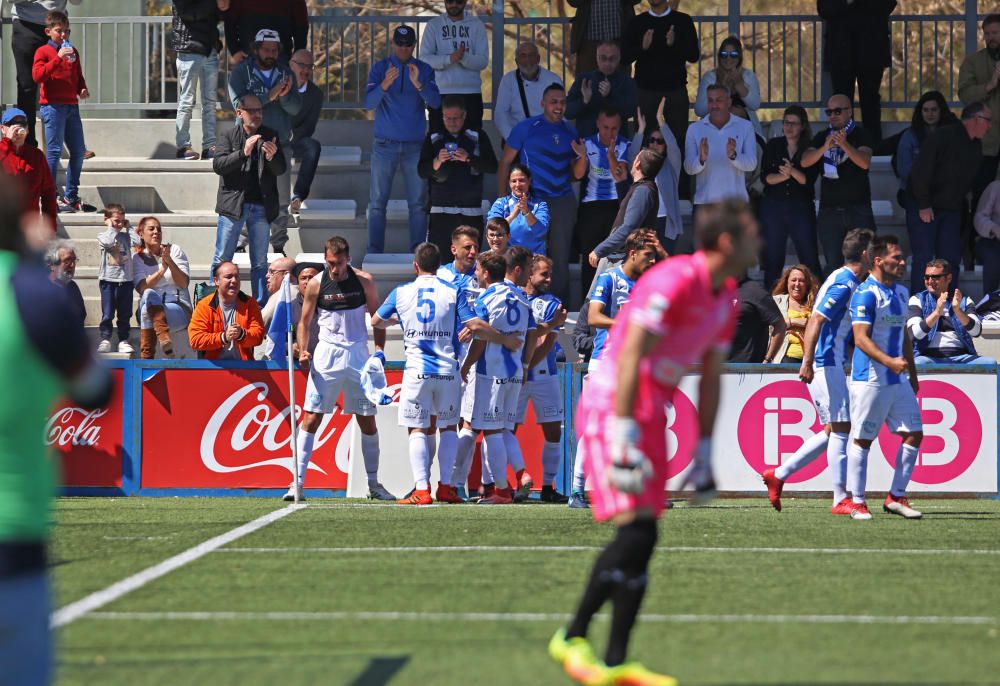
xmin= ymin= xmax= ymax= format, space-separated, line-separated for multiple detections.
xmin=487 ymin=162 xmax=550 ymax=255
xmin=759 ymin=105 xmax=821 ymax=289
xmin=131 ymin=216 xmax=192 ymax=359
xmin=694 ymin=35 xmax=763 ymax=138
xmin=771 ymin=264 xmax=819 ymax=363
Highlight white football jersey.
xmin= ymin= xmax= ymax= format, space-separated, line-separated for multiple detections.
xmin=473 ymin=281 xmax=536 ymax=378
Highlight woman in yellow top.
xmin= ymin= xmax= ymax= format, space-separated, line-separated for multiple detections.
xmin=771 ymin=265 xmax=818 ymax=363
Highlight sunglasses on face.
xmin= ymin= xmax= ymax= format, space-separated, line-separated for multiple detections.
xmin=719 ymin=51 xmax=740 ymax=58
xmin=648 ymin=137 xmax=665 ymax=144
xmin=924 ymin=273 xmax=947 ymax=280
xmin=825 ymin=107 xmax=847 ymax=116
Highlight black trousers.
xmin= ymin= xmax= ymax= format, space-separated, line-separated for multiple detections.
xmin=428 ymin=93 xmax=484 ymax=135
xmin=575 ymin=199 xmax=621 ymax=302
xmin=12 ymin=19 xmax=48 ymax=148
xmin=830 ymin=62 xmax=886 ymax=142
xmin=427 ymin=212 xmax=483 ymax=262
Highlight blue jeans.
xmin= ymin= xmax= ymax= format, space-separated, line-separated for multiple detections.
xmin=138 ymin=289 xmax=191 ymax=332
xmin=99 ymin=279 xmax=134 ymax=341
xmin=368 ymin=138 xmax=426 ymax=254
xmin=0 ymin=570 xmax=51 ymax=686
xmin=213 ymin=203 xmax=270 ymax=304
xmin=905 ymin=197 xmax=962 ymax=294
xmin=39 ymin=103 xmax=85 ymax=200
xmin=291 ymin=136 xmax=322 ymax=201
xmin=759 ymin=195 xmax=822 ymax=289
xmin=914 ymin=353 xmax=996 ymax=365
xmin=175 ymin=50 xmax=219 ymax=150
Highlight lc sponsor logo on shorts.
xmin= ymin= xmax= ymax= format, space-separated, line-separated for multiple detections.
xmin=738 ymin=381 xmax=827 ymax=483
xmin=417 ymin=373 xmax=455 ymax=380
xmin=877 ymin=380 xmax=982 ymax=484
xmin=493 ymin=377 xmax=522 ymax=385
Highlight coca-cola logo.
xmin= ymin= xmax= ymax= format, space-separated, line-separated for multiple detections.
xmin=45 ymin=407 xmax=107 ymax=447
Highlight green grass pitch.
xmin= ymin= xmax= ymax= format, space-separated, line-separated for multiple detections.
xmin=51 ymin=496 xmax=1000 ymax=685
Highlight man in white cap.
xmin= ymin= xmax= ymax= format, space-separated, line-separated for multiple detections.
xmin=228 ymin=27 xmax=301 ymax=256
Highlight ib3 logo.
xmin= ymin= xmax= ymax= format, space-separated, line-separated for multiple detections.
xmin=738 ymin=380 xmax=982 ymax=484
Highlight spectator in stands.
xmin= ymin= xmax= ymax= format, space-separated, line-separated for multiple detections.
xmin=622 ymin=0 xmax=699 ymax=155
xmin=485 ymin=216 xmax=511 ymax=254
xmin=817 ymin=0 xmax=896 ymax=143
xmin=96 ymin=204 xmax=139 ymax=354
xmin=770 ymin=264 xmax=818 ymax=364
xmin=759 ymin=105 xmax=821 ymax=289
xmin=895 ymin=91 xmax=956 ymax=200
xmin=32 ymin=9 xmax=89 ymax=213
xmin=975 ymin=179 xmax=1000 ymax=293
xmin=287 ymin=48 xmax=322 ymax=216
xmin=421 ymin=0 xmax=488 ymax=133
xmin=695 ymin=35 xmax=763 ymax=139
xmin=259 ymin=254 xmax=295 ymax=329
xmin=189 ymin=261 xmax=265 ymax=360
xmin=8 ymin=0 xmax=80 ymax=148
xmin=729 ymin=272 xmax=786 ymax=363
xmin=488 ymin=163 xmax=549 ymax=255
xmin=228 ymin=28 xmax=301 ymax=256
xmin=566 ymin=41 xmax=638 ymax=138
xmin=906 ymin=102 xmax=988 ymax=294
xmin=684 ymin=84 xmax=757 ymax=207
xmin=629 ymin=99 xmax=682 ymax=252
xmin=568 ymin=0 xmax=638 ymax=75
xmin=211 ymin=94 xmax=286 ymax=305
xmin=0 ymin=107 xmax=57 ymax=233
xmin=132 ymin=216 xmax=192 ymax=359
xmin=45 ymin=238 xmax=85 ymax=325
xmin=172 ymin=0 xmax=227 ymax=161
xmin=493 ymin=42 xmax=562 ymax=142
xmin=290 ymin=261 xmax=321 ymax=359
xmin=958 ymin=14 xmax=1000 ymax=209
xmin=418 ymin=95 xmax=497 ymax=258
xmin=498 ymin=83 xmax=583 ymax=304
xmin=573 ymin=107 xmax=632 ymax=291
xmin=224 ymin=0 xmax=307 ymax=64
xmin=365 ymin=25 xmax=442 ymax=254
xmin=801 ymin=93 xmax=875 ymax=276
xmin=907 ymin=258 xmax=994 ymax=365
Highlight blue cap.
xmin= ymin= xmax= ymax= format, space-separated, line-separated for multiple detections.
xmin=392 ymin=25 xmax=416 ymax=47
xmin=2 ymin=108 xmax=27 ymax=125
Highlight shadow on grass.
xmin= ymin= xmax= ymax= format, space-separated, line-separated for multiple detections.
xmin=349 ymin=656 xmax=409 ymax=685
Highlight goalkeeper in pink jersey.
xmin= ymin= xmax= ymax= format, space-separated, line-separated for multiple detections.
xmin=548 ymin=200 xmax=760 ymax=686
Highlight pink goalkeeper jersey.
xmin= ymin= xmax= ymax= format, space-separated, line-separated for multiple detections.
xmin=585 ymin=252 xmax=739 ymax=415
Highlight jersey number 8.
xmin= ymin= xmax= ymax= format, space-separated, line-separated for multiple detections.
xmin=505 ymin=294 xmax=521 ymax=326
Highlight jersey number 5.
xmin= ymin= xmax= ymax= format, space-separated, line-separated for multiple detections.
xmin=417 ymin=288 xmax=436 ymax=324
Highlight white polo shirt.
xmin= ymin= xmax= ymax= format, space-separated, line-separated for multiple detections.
xmin=683 ymin=114 xmax=757 ymax=204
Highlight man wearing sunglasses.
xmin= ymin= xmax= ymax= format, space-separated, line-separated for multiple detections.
xmin=421 ymin=0 xmax=488 ymax=134
xmin=906 ymin=258 xmax=993 ymax=366
xmin=802 ymin=94 xmax=875 ymax=278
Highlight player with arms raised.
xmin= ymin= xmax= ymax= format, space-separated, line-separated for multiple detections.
xmin=549 ymin=200 xmax=759 ymax=686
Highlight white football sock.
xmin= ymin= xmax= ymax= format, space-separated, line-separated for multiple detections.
xmin=437 ymin=429 xmax=458 ymax=487
xmin=295 ymin=429 xmax=316 ymax=484
xmin=828 ymin=432 xmax=850 ymax=504
xmin=451 ymin=428 xmax=476 ymax=488
xmin=572 ymin=444 xmax=587 ymax=494
xmin=542 ymin=440 xmax=561 ymax=485
xmin=408 ymin=432 xmax=431 ymax=490
xmin=775 ymin=431 xmax=828 ymax=481
xmin=361 ymin=431 xmax=380 ymax=485
xmin=483 ymin=433 xmax=508 ymax=488
xmin=504 ymin=430 xmax=525 ymax=473
xmin=890 ymin=443 xmax=920 ymax=497
xmin=847 ymin=442 xmax=870 ymax=504
xmin=480 ymin=439 xmax=494 ymax=484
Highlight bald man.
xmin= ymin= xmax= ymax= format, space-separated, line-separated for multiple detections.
xmin=802 ymin=93 xmax=875 ymax=277
xmin=288 ymin=48 xmax=323 ymax=214
xmin=493 ymin=42 xmax=563 ymax=141
xmin=260 ymin=255 xmax=297 ymax=327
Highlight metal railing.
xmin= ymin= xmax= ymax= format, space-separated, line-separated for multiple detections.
xmin=0 ymin=8 xmax=985 ymax=116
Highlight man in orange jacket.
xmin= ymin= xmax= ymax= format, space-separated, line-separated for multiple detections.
xmin=189 ymin=261 xmax=265 ymax=359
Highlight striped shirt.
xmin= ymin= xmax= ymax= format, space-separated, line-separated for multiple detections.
xmin=580 ymin=134 xmax=631 ymax=203
xmin=473 ymin=281 xmax=536 ymax=378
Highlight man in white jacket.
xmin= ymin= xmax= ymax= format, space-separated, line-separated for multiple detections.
xmin=421 ymin=0 xmax=489 ymax=133
xmin=494 ymin=42 xmax=563 ymax=142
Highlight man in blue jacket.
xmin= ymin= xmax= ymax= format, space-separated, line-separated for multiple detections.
xmin=365 ymin=25 xmax=442 ymax=254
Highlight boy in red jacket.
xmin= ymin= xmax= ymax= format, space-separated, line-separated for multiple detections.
xmin=31 ymin=10 xmax=90 ymax=213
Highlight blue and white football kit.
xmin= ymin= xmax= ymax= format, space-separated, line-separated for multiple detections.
xmin=516 ymin=292 xmax=565 ymax=424
xmin=810 ymin=267 xmax=861 ymax=425
xmin=587 ymin=267 xmax=634 ymax=377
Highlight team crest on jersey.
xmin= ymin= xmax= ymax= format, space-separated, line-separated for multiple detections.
xmin=825 ymin=297 xmax=836 ymax=309
xmin=857 ymin=305 xmax=866 ymax=316
xmin=553 ymin=134 xmax=560 ymax=145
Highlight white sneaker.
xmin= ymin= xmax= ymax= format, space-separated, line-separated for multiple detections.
xmin=282 ymin=483 xmax=305 ymax=502
xmin=883 ymin=495 xmax=922 ymax=519
xmin=117 ymin=340 xmax=134 ymax=354
xmin=97 ymin=340 xmax=112 ymax=353
xmin=367 ymin=482 xmax=396 ymax=501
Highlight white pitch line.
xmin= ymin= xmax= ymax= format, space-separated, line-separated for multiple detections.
xmin=84 ymin=610 xmax=999 ymax=627
xmin=216 ymin=544 xmax=1000 ymax=556
xmin=51 ymin=504 xmax=305 ymax=628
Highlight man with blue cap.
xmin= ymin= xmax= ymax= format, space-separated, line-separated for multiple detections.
xmin=0 ymin=107 xmax=57 ymax=233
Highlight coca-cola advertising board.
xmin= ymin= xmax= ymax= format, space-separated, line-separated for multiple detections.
xmin=48 ymin=369 xmax=125 ymax=488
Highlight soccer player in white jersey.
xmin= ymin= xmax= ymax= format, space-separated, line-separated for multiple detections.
xmin=458 ymin=250 xmax=538 ymax=504
xmin=291 ymin=236 xmax=395 ymax=501
xmin=569 ymin=230 xmax=658 ymax=508
xmin=372 ymin=243 xmax=522 ymax=505
xmin=762 ymin=228 xmax=873 ymax=514
xmin=515 ymin=254 xmax=570 ymax=502
xmin=847 ymin=234 xmax=923 ymax=520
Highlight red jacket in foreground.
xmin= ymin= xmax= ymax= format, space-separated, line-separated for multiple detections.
xmin=32 ymin=42 xmax=87 ymax=105
xmin=0 ymin=137 xmax=57 ymax=232
xmin=188 ymin=290 xmax=266 ymax=360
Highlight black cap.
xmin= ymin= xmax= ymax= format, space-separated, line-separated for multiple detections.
xmin=393 ymin=25 xmax=416 ymax=46
xmin=292 ymin=262 xmax=324 ymax=280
